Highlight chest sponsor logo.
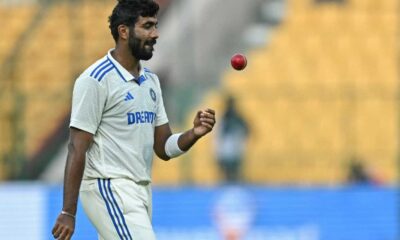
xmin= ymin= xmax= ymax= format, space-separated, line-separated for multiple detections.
xmin=127 ymin=111 xmax=156 ymax=125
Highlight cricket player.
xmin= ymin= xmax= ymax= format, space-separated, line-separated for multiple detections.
xmin=51 ymin=0 xmax=216 ymax=239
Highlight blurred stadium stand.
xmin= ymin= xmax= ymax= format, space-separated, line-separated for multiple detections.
xmin=0 ymin=0 xmax=398 ymax=186
xmin=187 ymin=0 xmax=399 ymax=185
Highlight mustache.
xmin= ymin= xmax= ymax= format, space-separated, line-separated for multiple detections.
xmin=145 ymin=39 xmax=157 ymax=45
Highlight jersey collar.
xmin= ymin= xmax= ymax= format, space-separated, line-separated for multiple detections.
xmin=107 ymin=49 xmax=146 ymax=84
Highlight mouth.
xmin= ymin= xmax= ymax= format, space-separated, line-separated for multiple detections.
xmin=145 ymin=40 xmax=156 ymax=49
xmin=145 ymin=44 xmax=155 ymax=51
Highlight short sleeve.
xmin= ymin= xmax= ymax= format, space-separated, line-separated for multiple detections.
xmin=69 ymin=76 xmax=107 ymax=134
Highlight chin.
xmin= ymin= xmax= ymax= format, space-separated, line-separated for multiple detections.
xmin=141 ymin=53 xmax=153 ymax=61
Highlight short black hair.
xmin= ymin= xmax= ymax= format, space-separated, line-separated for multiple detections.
xmin=109 ymin=0 xmax=159 ymax=42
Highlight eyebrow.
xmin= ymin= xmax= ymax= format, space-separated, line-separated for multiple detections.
xmin=142 ymin=20 xmax=158 ymax=26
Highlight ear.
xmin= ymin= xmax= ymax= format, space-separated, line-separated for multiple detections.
xmin=117 ymin=25 xmax=130 ymax=41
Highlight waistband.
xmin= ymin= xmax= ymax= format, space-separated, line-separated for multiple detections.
xmin=82 ymin=178 xmax=150 ymax=186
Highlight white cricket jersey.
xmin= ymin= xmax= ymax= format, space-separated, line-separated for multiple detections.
xmin=70 ymin=49 xmax=169 ymax=182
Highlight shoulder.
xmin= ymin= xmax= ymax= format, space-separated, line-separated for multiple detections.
xmin=80 ymin=56 xmax=114 ymax=83
xmin=74 ymin=59 xmax=110 ymax=91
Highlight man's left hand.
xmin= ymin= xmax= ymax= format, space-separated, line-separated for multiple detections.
xmin=193 ymin=108 xmax=216 ymax=137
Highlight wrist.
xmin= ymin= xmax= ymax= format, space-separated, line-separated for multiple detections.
xmin=191 ymin=128 xmax=201 ymax=139
xmin=165 ymin=133 xmax=185 ymax=158
xmin=61 ymin=210 xmax=76 ymax=219
xmin=62 ymin=206 xmax=76 ymax=216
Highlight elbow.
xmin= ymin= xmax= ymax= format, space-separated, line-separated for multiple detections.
xmin=154 ymin=145 xmax=171 ymax=161
xmin=157 ymin=152 xmax=171 ymax=161
xmin=160 ymin=156 xmax=171 ymax=161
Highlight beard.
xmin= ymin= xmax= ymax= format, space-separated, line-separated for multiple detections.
xmin=128 ymin=31 xmax=156 ymax=61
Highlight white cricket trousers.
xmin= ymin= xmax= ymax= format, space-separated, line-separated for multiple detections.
xmin=80 ymin=178 xmax=156 ymax=240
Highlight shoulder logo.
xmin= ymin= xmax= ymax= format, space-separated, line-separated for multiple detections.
xmin=90 ymin=59 xmax=114 ymax=82
xmin=124 ymin=91 xmax=134 ymax=101
xmin=149 ymin=88 xmax=156 ymax=102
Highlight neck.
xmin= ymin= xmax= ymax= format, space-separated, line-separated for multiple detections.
xmin=111 ymin=45 xmax=141 ymax=77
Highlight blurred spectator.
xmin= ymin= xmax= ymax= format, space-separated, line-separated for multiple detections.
xmin=347 ymin=157 xmax=384 ymax=185
xmin=215 ymin=96 xmax=249 ymax=183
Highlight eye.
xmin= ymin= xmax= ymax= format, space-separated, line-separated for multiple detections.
xmin=143 ymin=22 xmax=158 ymax=30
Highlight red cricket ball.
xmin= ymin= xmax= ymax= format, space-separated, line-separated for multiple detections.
xmin=230 ymin=53 xmax=247 ymax=71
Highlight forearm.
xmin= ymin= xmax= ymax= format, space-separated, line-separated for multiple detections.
xmin=177 ymin=128 xmax=200 ymax=151
xmin=155 ymin=108 xmax=215 ymax=159
xmin=62 ymin=144 xmax=86 ymax=215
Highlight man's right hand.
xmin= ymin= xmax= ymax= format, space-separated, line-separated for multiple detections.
xmin=52 ymin=213 xmax=75 ymax=240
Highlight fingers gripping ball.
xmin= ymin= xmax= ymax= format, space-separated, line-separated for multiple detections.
xmin=230 ymin=53 xmax=247 ymax=71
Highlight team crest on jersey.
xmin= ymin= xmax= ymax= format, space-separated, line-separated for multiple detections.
xmin=149 ymin=88 xmax=156 ymax=102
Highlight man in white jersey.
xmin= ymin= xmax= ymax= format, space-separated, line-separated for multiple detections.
xmin=51 ymin=0 xmax=216 ymax=239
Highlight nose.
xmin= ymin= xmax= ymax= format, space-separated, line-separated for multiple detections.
xmin=151 ymin=28 xmax=159 ymax=39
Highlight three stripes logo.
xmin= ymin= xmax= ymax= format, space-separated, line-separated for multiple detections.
xmin=90 ymin=58 xmax=114 ymax=82
xmin=98 ymin=179 xmax=133 ymax=239
xmin=124 ymin=92 xmax=134 ymax=101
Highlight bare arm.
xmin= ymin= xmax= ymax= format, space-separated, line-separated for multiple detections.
xmin=52 ymin=127 xmax=94 ymax=240
xmin=153 ymin=108 xmax=216 ymax=160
